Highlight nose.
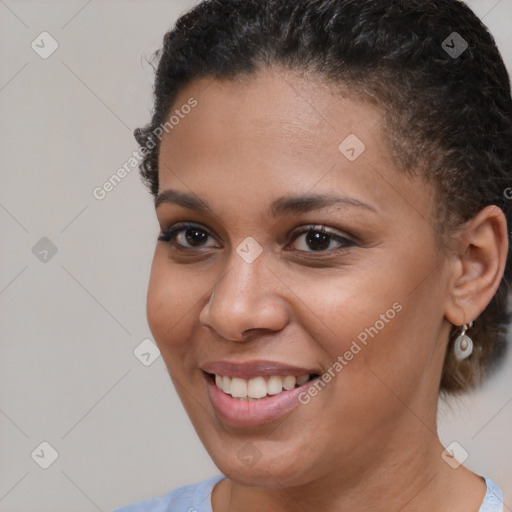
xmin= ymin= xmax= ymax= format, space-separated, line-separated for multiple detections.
xmin=198 ymin=252 xmax=289 ymax=341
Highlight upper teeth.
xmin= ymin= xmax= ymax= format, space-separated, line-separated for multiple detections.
xmin=214 ymin=374 xmax=310 ymax=399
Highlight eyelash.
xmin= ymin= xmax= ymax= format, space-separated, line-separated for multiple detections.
xmin=157 ymin=222 xmax=356 ymax=255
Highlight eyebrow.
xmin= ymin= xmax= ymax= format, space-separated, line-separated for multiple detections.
xmin=155 ymin=189 xmax=378 ymax=216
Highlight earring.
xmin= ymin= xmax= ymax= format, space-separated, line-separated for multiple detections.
xmin=454 ymin=321 xmax=473 ymax=360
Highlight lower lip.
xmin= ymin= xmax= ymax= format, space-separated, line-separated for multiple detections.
xmin=204 ymin=373 xmax=317 ymax=427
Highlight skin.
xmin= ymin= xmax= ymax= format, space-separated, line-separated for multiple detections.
xmin=147 ymin=67 xmax=508 ymax=512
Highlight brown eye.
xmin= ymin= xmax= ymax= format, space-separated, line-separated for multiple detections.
xmin=289 ymin=226 xmax=355 ymax=253
xmin=158 ymin=223 xmax=219 ymax=249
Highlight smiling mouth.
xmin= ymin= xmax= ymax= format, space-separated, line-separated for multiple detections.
xmin=205 ymin=372 xmax=320 ymax=401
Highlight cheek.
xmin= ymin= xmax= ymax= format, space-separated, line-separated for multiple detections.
xmin=146 ymin=251 xmax=219 ymax=376
xmin=319 ymin=272 xmax=444 ymax=414
xmin=146 ymin=255 xmax=169 ymax=342
xmin=146 ymin=252 xmax=195 ymax=353
xmin=283 ymin=265 xmax=403 ymax=353
xmin=300 ymin=252 xmax=439 ymax=379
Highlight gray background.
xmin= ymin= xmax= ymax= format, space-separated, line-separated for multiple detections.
xmin=0 ymin=1 xmax=511 ymax=510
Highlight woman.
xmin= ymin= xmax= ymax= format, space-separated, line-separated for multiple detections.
xmin=114 ymin=0 xmax=510 ymax=510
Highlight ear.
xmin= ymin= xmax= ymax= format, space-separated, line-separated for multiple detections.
xmin=444 ymin=205 xmax=509 ymax=327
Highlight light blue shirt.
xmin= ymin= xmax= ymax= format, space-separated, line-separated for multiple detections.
xmin=112 ymin=474 xmax=504 ymax=512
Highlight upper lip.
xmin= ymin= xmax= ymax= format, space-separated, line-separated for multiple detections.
xmin=201 ymin=360 xmax=319 ymax=379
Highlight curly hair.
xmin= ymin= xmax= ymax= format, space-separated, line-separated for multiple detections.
xmin=135 ymin=0 xmax=512 ymax=395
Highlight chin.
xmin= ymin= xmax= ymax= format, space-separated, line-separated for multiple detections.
xmin=203 ymin=437 xmax=321 ymax=489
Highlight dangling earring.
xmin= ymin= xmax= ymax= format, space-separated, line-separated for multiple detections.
xmin=454 ymin=321 xmax=473 ymax=360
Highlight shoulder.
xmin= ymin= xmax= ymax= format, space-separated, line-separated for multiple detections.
xmin=479 ymin=477 xmax=504 ymax=512
xmin=112 ymin=475 xmax=224 ymax=512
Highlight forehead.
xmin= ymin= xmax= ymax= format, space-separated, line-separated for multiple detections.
xmin=156 ymin=68 xmax=433 ymax=227
xmin=160 ymin=68 xmax=386 ymax=166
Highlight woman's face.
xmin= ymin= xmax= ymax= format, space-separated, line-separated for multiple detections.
xmin=147 ymin=68 xmax=453 ymax=487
